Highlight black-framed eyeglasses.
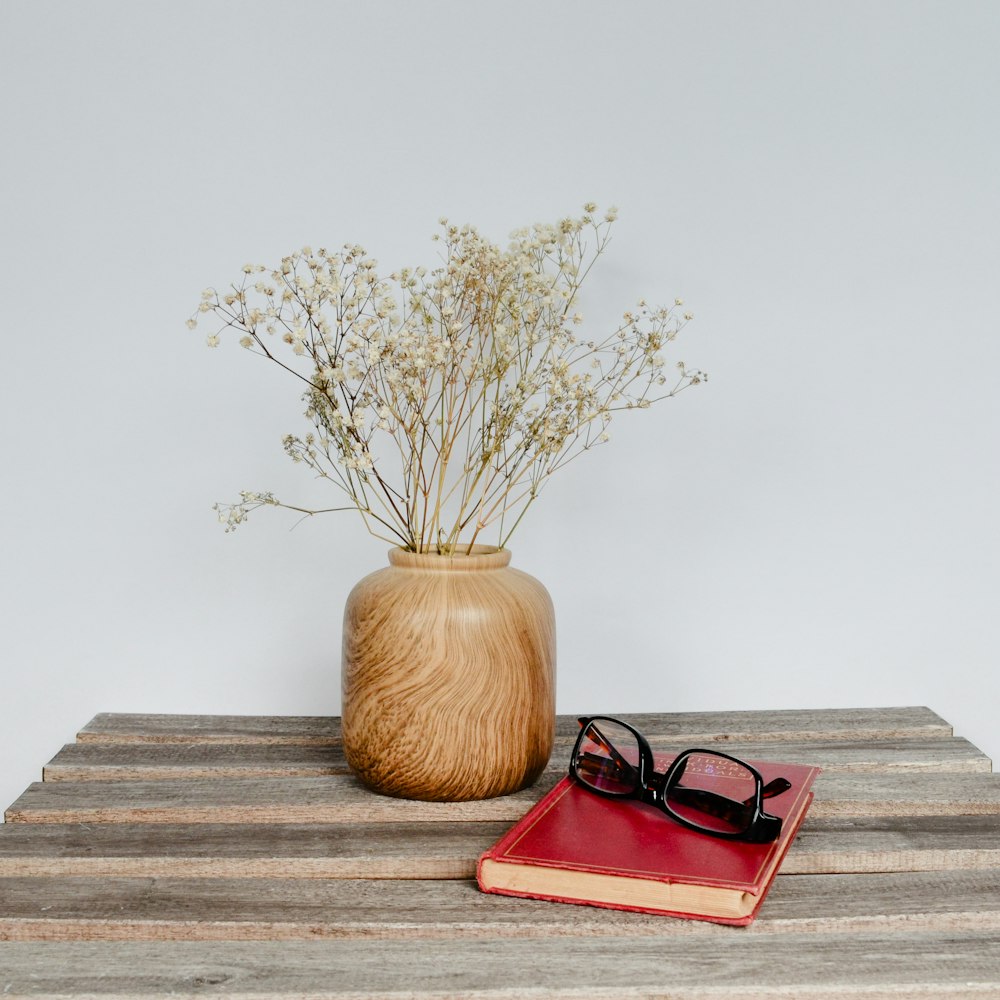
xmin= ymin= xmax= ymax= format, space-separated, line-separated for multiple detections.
xmin=569 ymin=716 xmax=792 ymax=843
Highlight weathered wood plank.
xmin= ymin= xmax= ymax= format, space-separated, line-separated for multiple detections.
xmin=808 ymin=772 xmax=1000 ymax=817
xmin=42 ymin=736 xmax=992 ymax=783
xmin=0 ymin=932 xmax=997 ymax=996
xmin=4 ymin=774 xmax=532 ymax=824
xmin=7 ymin=771 xmax=1000 ymax=825
xmin=77 ymin=705 xmax=953 ymax=746
xmin=0 ymin=870 xmax=999 ymax=941
xmin=0 ymin=822 xmax=503 ymax=879
xmin=788 ymin=815 xmax=1000 ymax=874
xmin=45 ymin=743 xmax=350 ymax=781
xmin=77 ymin=714 xmax=343 ymax=746
xmin=1 ymin=815 xmax=998 ymax=880
xmin=554 ymin=706 xmax=955 ymax=744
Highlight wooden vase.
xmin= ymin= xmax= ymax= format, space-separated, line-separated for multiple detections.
xmin=341 ymin=546 xmax=556 ymax=801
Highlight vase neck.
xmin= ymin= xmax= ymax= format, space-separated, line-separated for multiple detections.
xmin=388 ymin=546 xmax=511 ymax=572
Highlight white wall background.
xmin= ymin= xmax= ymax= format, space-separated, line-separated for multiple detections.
xmin=1 ymin=0 xmax=997 ymax=812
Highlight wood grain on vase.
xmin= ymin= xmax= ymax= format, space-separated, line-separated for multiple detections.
xmin=341 ymin=547 xmax=556 ymax=801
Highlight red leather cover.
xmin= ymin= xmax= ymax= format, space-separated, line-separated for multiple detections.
xmin=477 ymin=755 xmax=820 ymax=925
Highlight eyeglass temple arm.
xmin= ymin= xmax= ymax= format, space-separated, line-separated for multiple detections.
xmin=761 ymin=777 xmax=792 ymax=799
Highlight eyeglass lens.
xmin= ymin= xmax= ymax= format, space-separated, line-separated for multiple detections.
xmin=665 ymin=753 xmax=758 ymax=835
xmin=574 ymin=719 xmax=642 ymax=795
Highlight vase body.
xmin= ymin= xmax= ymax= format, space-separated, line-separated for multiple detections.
xmin=341 ymin=546 xmax=556 ymax=801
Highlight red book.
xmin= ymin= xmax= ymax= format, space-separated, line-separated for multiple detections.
xmin=477 ymin=755 xmax=820 ymax=925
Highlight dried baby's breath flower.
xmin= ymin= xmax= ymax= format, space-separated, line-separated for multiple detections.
xmin=189 ymin=204 xmax=703 ymax=553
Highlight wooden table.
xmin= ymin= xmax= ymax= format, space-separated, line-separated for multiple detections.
xmin=1 ymin=706 xmax=999 ymax=997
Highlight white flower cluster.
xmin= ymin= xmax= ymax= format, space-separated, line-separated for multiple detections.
xmin=190 ymin=206 xmax=703 ymax=552
xmin=212 ymin=491 xmax=280 ymax=533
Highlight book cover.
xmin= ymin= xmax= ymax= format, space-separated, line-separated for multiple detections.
xmin=477 ymin=755 xmax=820 ymax=925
